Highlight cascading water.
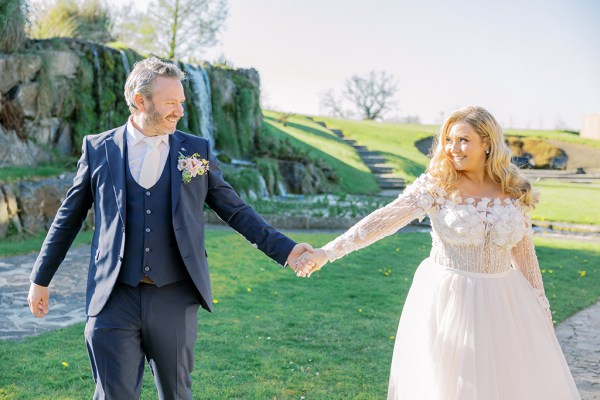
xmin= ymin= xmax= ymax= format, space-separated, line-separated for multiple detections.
xmin=257 ymin=175 xmax=270 ymax=198
xmin=184 ymin=64 xmax=215 ymax=149
xmin=277 ymin=181 xmax=287 ymax=197
xmin=119 ymin=50 xmax=131 ymax=75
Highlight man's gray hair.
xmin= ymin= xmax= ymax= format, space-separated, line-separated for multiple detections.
xmin=124 ymin=56 xmax=185 ymax=113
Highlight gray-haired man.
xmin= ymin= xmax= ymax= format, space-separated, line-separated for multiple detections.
xmin=28 ymin=57 xmax=313 ymax=399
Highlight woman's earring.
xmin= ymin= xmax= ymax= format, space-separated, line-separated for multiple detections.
xmin=485 ymin=148 xmax=490 ymax=155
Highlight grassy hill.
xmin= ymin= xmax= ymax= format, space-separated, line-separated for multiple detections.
xmin=316 ymin=117 xmax=434 ymax=182
xmin=262 ymin=111 xmax=379 ymax=194
xmin=265 ymin=112 xmax=600 ymax=225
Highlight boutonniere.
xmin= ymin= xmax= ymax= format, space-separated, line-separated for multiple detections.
xmin=177 ymin=151 xmax=209 ymax=184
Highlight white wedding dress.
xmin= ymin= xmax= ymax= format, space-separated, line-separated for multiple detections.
xmin=322 ymin=174 xmax=580 ymax=400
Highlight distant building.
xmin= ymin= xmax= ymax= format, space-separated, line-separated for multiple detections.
xmin=581 ymin=114 xmax=600 ymax=140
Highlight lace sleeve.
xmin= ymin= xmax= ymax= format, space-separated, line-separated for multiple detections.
xmin=510 ymin=215 xmax=552 ymax=322
xmin=322 ymin=174 xmax=439 ymax=262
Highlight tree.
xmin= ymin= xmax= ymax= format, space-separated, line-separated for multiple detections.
xmin=115 ymin=0 xmax=228 ymax=60
xmin=319 ymin=89 xmax=348 ymax=119
xmin=321 ymin=71 xmax=398 ymax=121
xmin=344 ymin=71 xmax=398 ymax=120
xmin=29 ymin=0 xmax=113 ymax=43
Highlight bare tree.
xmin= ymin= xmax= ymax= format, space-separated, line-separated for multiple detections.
xmin=115 ymin=0 xmax=227 ymax=60
xmin=319 ymin=89 xmax=348 ymax=119
xmin=343 ymin=71 xmax=398 ymax=120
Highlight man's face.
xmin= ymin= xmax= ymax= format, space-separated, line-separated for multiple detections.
xmin=139 ymin=77 xmax=185 ymax=136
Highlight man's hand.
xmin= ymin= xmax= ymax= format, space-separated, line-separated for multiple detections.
xmin=28 ymin=282 xmax=49 ymax=318
xmin=287 ymin=243 xmax=315 ymax=277
xmin=298 ymin=248 xmax=328 ymax=277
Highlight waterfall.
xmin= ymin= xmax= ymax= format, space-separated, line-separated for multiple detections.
xmin=184 ymin=64 xmax=215 ymax=149
xmin=257 ymin=175 xmax=270 ymax=198
xmin=91 ymin=48 xmax=108 ymax=128
xmin=119 ymin=50 xmax=131 ymax=75
xmin=276 ymin=181 xmax=287 ymax=197
xmin=92 ymin=48 xmax=102 ymax=94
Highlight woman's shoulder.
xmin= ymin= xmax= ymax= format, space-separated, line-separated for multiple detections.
xmin=402 ymin=173 xmax=445 ymax=197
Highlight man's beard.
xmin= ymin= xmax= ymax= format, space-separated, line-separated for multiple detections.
xmin=143 ymin=101 xmax=175 ymax=136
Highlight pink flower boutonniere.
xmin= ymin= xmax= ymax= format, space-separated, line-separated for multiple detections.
xmin=177 ymin=151 xmax=209 ymax=184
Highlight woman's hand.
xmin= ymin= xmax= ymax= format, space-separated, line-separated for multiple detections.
xmin=296 ymin=248 xmax=328 ymax=277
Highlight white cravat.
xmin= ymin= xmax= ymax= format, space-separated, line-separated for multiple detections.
xmin=138 ymin=137 xmax=162 ymax=189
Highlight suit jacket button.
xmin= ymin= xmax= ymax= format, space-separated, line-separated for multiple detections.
xmin=145 ymin=248 xmax=150 ymax=252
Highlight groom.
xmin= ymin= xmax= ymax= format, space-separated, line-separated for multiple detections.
xmin=27 ymin=57 xmax=313 ymax=399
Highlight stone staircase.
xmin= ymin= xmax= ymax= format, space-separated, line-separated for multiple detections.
xmin=313 ymin=120 xmax=405 ymax=194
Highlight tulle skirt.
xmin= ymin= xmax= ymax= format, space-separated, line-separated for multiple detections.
xmin=387 ymin=257 xmax=580 ymax=400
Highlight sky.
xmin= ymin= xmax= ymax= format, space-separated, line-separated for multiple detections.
xmin=113 ymin=0 xmax=600 ymax=130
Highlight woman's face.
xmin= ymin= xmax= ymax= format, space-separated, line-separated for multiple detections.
xmin=445 ymin=121 xmax=488 ymax=173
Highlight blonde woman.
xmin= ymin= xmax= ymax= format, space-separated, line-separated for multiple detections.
xmin=298 ymin=106 xmax=579 ymax=399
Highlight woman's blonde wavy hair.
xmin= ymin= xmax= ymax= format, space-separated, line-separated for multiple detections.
xmin=427 ymin=105 xmax=538 ymax=208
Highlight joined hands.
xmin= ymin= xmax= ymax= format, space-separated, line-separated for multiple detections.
xmin=295 ymin=248 xmax=328 ymax=278
xmin=286 ymin=243 xmax=328 ymax=277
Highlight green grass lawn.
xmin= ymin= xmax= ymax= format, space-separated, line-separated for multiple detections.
xmin=1 ymin=230 xmax=598 ymax=399
xmin=532 ymin=180 xmax=600 ymax=225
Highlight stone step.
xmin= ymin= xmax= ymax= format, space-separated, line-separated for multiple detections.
xmin=369 ymin=165 xmax=394 ymax=174
xmin=353 ymin=145 xmax=368 ymax=151
xmin=362 ymin=156 xmax=386 ymax=163
xmin=378 ymin=181 xmax=406 ymax=189
xmin=315 ymin=121 xmax=327 ymax=127
xmin=377 ymin=178 xmax=405 ymax=185
xmin=357 ymin=150 xmax=380 ymax=157
xmin=330 ymin=129 xmax=344 ymax=137
xmin=375 ymin=173 xmax=401 ymax=180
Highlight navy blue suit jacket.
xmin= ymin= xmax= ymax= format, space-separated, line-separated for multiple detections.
xmin=30 ymin=125 xmax=296 ymax=316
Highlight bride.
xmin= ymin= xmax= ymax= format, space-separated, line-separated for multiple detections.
xmin=297 ymin=106 xmax=580 ymax=399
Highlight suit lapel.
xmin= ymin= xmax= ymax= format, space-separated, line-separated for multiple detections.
xmin=170 ymin=131 xmax=186 ymax=214
xmin=105 ymin=125 xmax=127 ymax=227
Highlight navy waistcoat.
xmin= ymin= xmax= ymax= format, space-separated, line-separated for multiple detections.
xmin=119 ymin=149 xmax=189 ymax=286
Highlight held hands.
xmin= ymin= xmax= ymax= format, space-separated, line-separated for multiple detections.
xmin=287 ymin=243 xmax=315 ymax=277
xmin=28 ymin=282 xmax=49 ymax=318
xmin=296 ymin=248 xmax=328 ymax=278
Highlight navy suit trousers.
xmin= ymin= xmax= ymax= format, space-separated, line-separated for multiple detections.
xmin=84 ymin=280 xmax=201 ymax=400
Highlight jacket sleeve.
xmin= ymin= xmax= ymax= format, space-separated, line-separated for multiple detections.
xmin=204 ymin=142 xmax=296 ymax=266
xmin=30 ymin=137 xmax=94 ymax=286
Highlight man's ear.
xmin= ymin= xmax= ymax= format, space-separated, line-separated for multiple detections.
xmin=133 ymin=93 xmax=147 ymax=112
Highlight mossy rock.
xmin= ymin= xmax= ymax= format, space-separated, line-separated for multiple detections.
xmin=506 ymin=136 xmax=565 ymax=168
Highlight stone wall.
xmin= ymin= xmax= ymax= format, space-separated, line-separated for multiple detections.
xmin=0 ymin=174 xmax=95 ymax=239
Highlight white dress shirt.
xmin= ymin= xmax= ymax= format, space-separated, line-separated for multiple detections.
xmin=126 ymin=117 xmax=170 ymax=186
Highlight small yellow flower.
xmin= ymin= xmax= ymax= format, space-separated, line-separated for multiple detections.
xmin=389 ymin=336 xmax=395 ymax=340
xmin=255 ymin=315 xmax=260 ymax=319
xmin=247 ymin=288 xmax=252 ymax=293
xmin=579 ymin=271 xmax=587 ymax=277
xmin=358 ymin=308 xmax=363 ymax=313
xmin=61 ymin=361 xmax=69 ymax=367
xmin=212 ymin=299 xmax=219 ymax=304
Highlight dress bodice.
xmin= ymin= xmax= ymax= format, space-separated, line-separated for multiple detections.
xmin=428 ymin=193 xmax=532 ymax=274
xmin=322 ymin=173 xmax=550 ymax=315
